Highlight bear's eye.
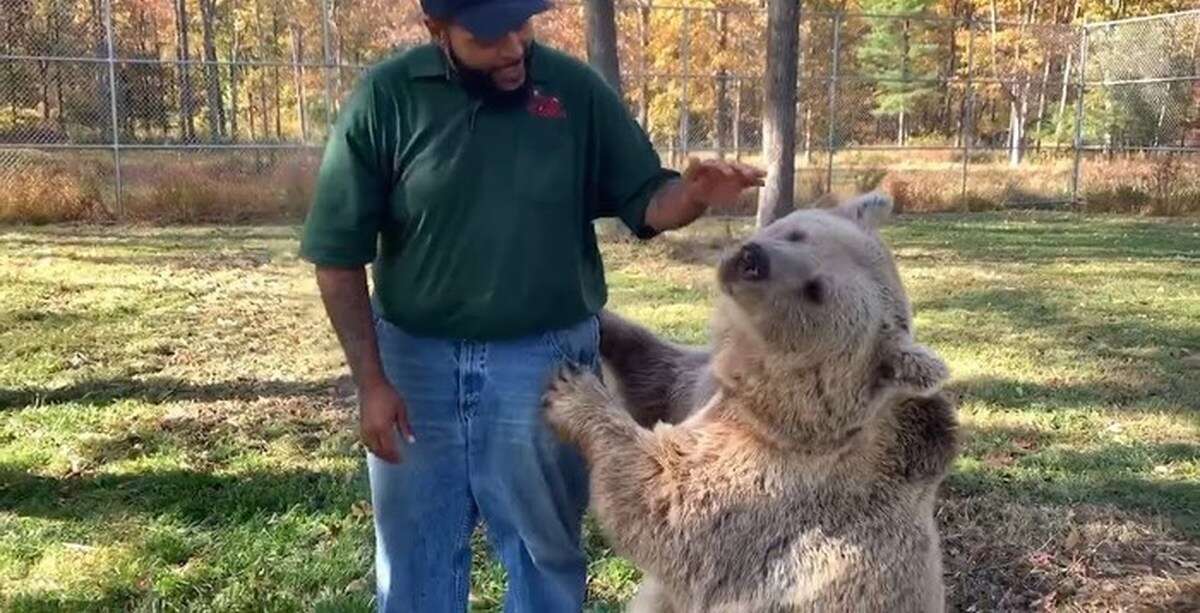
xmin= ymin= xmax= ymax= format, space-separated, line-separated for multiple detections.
xmin=801 ymin=278 xmax=826 ymax=304
xmin=785 ymin=230 xmax=806 ymax=243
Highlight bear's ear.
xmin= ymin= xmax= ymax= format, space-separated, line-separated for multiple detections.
xmin=808 ymin=192 xmax=842 ymax=210
xmin=880 ymin=340 xmax=949 ymax=396
xmin=834 ymin=190 xmax=893 ymax=231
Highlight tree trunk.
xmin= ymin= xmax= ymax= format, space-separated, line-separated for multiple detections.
xmin=733 ymin=79 xmax=742 ymax=161
xmin=1034 ymin=57 xmax=1051 ymax=150
xmin=274 ymin=66 xmax=282 ymax=139
xmin=1009 ymin=96 xmax=1025 ymax=166
xmin=230 ymin=23 xmax=240 ymax=141
xmin=899 ymin=18 xmax=910 ymax=146
xmin=254 ymin=0 xmax=267 ymax=141
xmin=1054 ymin=0 xmax=1078 ymax=148
xmin=272 ymin=11 xmax=283 ymax=139
xmin=757 ymin=0 xmax=800 ymax=227
xmin=676 ymin=9 xmax=692 ymax=167
xmin=291 ymin=23 xmax=309 ymax=142
xmin=199 ymin=0 xmax=224 ymax=140
xmin=638 ymin=5 xmax=650 ymax=128
xmin=941 ymin=0 xmax=960 ymax=128
xmin=176 ymin=0 xmax=195 ymax=141
xmin=584 ymin=0 xmax=621 ymax=95
xmin=715 ymin=10 xmax=730 ymax=159
xmin=804 ymin=106 xmax=812 ymax=165
xmin=584 ymin=0 xmax=627 ymax=238
xmin=91 ymin=0 xmax=111 ymax=142
xmin=39 ymin=61 xmax=50 ymax=122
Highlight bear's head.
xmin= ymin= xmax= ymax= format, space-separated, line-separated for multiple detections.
xmin=710 ymin=191 xmax=948 ymax=437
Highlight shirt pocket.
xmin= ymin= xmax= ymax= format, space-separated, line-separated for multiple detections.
xmin=513 ymin=117 xmax=576 ymax=206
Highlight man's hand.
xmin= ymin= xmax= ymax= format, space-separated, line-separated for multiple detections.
xmin=359 ymin=379 xmax=415 ymax=463
xmin=682 ymin=158 xmax=766 ymax=211
xmin=646 ymin=158 xmax=765 ymax=232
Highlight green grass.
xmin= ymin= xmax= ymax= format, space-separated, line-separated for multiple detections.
xmin=2 ymin=213 xmax=1199 ymax=610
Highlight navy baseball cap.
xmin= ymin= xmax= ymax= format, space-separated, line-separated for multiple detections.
xmin=421 ymin=0 xmax=552 ymax=41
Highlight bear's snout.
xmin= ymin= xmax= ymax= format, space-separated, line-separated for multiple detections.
xmin=722 ymin=242 xmax=770 ymax=284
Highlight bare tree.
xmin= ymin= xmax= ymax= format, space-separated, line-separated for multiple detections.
xmin=584 ymin=0 xmax=630 ymax=238
xmin=176 ymin=0 xmax=195 ymax=141
xmin=715 ymin=10 xmax=731 ymax=159
xmin=757 ymin=0 xmax=801 ymax=227
xmin=584 ymin=0 xmax=622 ymax=95
xmin=291 ymin=23 xmax=308 ymax=141
xmin=199 ymin=0 xmax=225 ymax=140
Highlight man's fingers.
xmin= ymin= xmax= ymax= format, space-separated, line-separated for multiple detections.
xmin=362 ymin=424 xmax=401 ymax=463
xmin=395 ymin=411 xmax=417 ymax=445
xmin=733 ymin=163 xmax=767 ymax=183
xmin=373 ymin=429 xmax=402 ymax=463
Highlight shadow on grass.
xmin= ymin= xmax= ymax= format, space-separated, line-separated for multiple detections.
xmin=50 ymin=250 xmax=279 ymax=271
xmin=0 ymin=466 xmax=363 ymax=526
xmin=948 ymin=375 xmax=1175 ymax=412
xmin=0 ymin=375 xmax=351 ymax=410
xmin=921 ymin=286 xmax=1198 ymax=410
xmin=949 ymin=428 xmax=1200 ymax=538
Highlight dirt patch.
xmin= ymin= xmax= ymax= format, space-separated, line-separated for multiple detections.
xmin=939 ymin=491 xmax=1200 ymax=611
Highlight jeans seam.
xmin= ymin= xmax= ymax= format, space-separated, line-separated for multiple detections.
xmin=454 ymin=494 xmax=474 ymax=611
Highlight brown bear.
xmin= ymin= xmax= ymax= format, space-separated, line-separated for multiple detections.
xmin=544 ymin=191 xmax=959 ymax=612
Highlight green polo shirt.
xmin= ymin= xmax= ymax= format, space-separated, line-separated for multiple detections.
xmin=299 ymin=41 xmax=678 ymax=341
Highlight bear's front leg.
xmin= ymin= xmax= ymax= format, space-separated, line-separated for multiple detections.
xmin=543 ymin=366 xmax=685 ymax=574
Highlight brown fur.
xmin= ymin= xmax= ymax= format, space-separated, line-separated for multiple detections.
xmin=545 ymin=191 xmax=959 ymax=611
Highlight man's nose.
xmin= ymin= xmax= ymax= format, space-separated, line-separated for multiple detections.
xmin=497 ymin=31 xmax=524 ymax=62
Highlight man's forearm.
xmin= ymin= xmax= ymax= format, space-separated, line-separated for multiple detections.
xmin=315 ymin=266 xmax=387 ymax=390
xmin=644 ymin=178 xmax=702 ymax=232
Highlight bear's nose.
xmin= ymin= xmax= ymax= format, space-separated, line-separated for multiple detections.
xmin=734 ymin=242 xmax=770 ymax=281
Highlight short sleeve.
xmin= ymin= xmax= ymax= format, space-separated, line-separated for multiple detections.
xmin=587 ymin=73 xmax=680 ymax=240
xmin=299 ymin=74 xmax=398 ymax=266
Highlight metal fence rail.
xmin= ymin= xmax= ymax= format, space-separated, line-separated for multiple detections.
xmin=1 ymin=1 xmax=1198 ymax=219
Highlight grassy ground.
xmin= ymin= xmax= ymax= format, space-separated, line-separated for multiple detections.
xmin=1 ymin=213 xmax=1198 ymax=611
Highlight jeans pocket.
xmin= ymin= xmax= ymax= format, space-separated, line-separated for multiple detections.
xmin=546 ymin=316 xmax=600 ymax=367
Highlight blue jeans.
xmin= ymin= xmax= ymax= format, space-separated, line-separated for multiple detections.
xmin=367 ymin=311 xmax=597 ymax=612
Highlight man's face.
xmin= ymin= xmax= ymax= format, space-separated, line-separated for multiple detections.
xmin=443 ymin=21 xmax=535 ymax=91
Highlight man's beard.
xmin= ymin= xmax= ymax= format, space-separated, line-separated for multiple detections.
xmin=445 ymin=43 xmax=534 ymax=108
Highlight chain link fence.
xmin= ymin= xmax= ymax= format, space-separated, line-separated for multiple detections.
xmin=1 ymin=1 xmax=1198 ymax=221
xmin=1075 ymin=12 xmax=1200 ymax=215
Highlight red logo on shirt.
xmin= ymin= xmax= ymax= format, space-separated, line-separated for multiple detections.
xmin=528 ymin=90 xmax=566 ymax=119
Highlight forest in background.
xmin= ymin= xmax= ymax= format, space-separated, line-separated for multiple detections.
xmin=2 ymin=0 xmax=1200 ymax=221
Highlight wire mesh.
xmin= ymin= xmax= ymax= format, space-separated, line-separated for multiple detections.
xmin=2 ymin=0 xmax=1198 ymax=219
xmin=1084 ymin=14 xmax=1200 ymax=151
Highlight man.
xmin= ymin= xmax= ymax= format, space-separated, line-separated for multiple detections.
xmin=298 ymin=0 xmax=763 ymax=610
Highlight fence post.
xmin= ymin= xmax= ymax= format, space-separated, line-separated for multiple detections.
xmin=825 ymin=12 xmax=841 ymax=193
xmin=1070 ymin=22 xmax=1089 ymax=205
xmin=960 ymin=17 xmax=976 ymax=208
xmin=678 ymin=8 xmax=692 ymax=166
xmin=101 ymin=0 xmax=122 ymax=218
xmin=733 ymin=77 xmax=742 ymax=161
xmin=320 ymin=0 xmax=335 ymax=137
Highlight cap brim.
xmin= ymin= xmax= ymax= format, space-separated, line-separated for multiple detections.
xmin=455 ymin=0 xmax=551 ymax=41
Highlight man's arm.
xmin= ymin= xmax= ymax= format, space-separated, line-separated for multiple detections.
xmin=315 ymin=266 xmax=386 ymax=389
xmin=315 ymin=266 xmax=414 ymax=462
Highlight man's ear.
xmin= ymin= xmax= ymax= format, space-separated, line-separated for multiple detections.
xmin=879 ymin=340 xmax=949 ymax=396
xmin=834 ymin=189 xmax=893 ymax=230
